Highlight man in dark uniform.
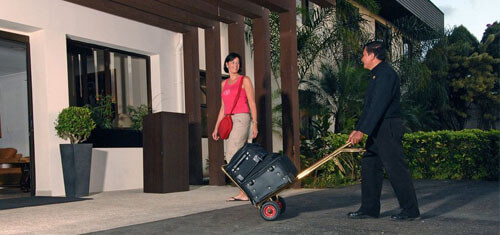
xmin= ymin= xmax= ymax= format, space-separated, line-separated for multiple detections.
xmin=347 ymin=41 xmax=420 ymax=221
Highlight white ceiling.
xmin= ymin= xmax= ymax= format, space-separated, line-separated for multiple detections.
xmin=0 ymin=38 xmax=26 ymax=77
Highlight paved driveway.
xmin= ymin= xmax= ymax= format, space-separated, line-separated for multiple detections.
xmin=90 ymin=180 xmax=499 ymax=234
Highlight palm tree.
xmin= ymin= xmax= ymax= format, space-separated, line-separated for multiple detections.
xmin=301 ymin=61 xmax=368 ymax=133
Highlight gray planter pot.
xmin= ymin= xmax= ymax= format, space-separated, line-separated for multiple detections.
xmin=60 ymin=143 xmax=93 ymax=198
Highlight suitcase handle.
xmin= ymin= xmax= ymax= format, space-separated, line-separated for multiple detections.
xmin=233 ymin=154 xmax=265 ymax=183
xmin=235 ymin=154 xmax=268 ymax=182
xmin=232 ymin=150 xmax=265 ymax=173
xmin=231 ymin=152 xmax=249 ymax=172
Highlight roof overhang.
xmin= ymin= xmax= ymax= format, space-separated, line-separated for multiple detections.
xmin=378 ymin=0 xmax=444 ymax=33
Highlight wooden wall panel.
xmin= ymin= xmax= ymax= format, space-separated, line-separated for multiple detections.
xmin=183 ymin=28 xmax=203 ymax=185
xmin=279 ymin=1 xmax=301 ymax=187
xmin=205 ymin=24 xmax=225 ymax=186
xmin=252 ymin=10 xmax=273 ymax=151
xmin=228 ymin=16 xmax=246 ymax=74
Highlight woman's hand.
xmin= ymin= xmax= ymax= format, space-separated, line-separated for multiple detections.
xmin=251 ymin=124 xmax=258 ymax=139
xmin=212 ymin=130 xmax=220 ymax=141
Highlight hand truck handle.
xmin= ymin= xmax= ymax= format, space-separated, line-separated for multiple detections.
xmin=296 ymin=142 xmax=358 ymax=180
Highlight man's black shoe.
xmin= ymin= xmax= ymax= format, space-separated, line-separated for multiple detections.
xmin=391 ymin=212 xmax=420 ymax=221
xmin=347 ymin=211 xmax=378 ymax=219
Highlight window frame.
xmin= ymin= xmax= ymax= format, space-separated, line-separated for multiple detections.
xmin=67 ymin=39 xmax=152 ymax=125
xmin=66 ymin=39 xmax=152 ymax=147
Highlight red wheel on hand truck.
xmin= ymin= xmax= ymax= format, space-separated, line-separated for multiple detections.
xmin=260 ymin=201 xmax=281 ymax=221
xmin=272 ymin=195 xmax=286 ymax=214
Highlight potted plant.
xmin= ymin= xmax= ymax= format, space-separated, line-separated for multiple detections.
xmin=55 ymin=106 xmax=96 ymax=197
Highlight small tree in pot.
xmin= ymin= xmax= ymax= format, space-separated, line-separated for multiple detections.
xmin=55 ymin=106 xmax=96 ymax=197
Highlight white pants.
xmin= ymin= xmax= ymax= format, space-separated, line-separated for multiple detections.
xmin=225 ymin=113 xmax=250 ymax=162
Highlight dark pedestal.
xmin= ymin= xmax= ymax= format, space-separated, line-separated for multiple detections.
xmin=143 ymin=112 xmax=189 ymax=193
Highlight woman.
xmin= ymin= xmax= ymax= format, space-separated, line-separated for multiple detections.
xmin=212 ymin=52 xmax=258 ymax=202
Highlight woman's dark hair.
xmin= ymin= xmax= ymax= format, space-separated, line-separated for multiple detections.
xmin=363 ymin=40 xmax=386 ymax=61
xmin=223 ymin=52 xmax=242 ymax=73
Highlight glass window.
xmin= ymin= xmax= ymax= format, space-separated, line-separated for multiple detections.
xmin=66 ymin=39 xmax=151 ymax=147
xmin=111 ymin=52 xmax=149 ymax=128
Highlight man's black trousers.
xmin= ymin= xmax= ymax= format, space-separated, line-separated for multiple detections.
xmin=359 ymin=118 xmax=419 ymax=217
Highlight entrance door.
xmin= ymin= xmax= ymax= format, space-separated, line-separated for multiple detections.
xmin=0 ymin=31 xmax=35 ymax=198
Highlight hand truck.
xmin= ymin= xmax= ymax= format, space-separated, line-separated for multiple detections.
xmin=221 ymin=142 xmax=364 ymax=221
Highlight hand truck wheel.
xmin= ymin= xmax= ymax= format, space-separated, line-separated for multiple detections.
xmin=272 ymin=195 xmax=286 ymax=214
xmin=260 ymin=201 xmax=281 ymax=221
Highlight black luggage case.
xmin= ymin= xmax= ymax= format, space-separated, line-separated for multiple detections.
xmin=222 ymin=142 xmax=360 ymax=221
xmin=224 ymin=143 xmax=268 ymax=184
xmin=240 ymin=153 xmax=298 ymax=205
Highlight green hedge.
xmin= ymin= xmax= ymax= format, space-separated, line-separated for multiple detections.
xmin=300 ymin=129 xmax=499 ymax=188
xmin=404 ymin=129 xmax=499 ymax=181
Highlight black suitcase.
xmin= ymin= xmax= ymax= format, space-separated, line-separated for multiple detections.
xmin=240 ymin=153 xmax=298 ymax=205
xmin=221 ymin=142 xmax=357 ymax=221
xmin=224 ymin=143 xmax=268 ymax=184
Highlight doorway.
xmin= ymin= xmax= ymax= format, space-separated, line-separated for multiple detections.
xmin=0 ymin=30 xmax=35 ymax=199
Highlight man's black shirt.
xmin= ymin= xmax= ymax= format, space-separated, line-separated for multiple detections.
xmin=355 ymin=61 xmax=401 ymax=136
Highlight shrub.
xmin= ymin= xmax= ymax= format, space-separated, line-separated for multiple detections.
xmin=300 ymin=129 xmax=499 ymax=188
xmin=55 ymin=106 xmax=96 ymax=144
xmin=404 ymin=129 xmax=499 ymax=180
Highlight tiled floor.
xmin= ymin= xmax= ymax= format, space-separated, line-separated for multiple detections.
xmin=0 ymin=187 xmax=30 ymax=200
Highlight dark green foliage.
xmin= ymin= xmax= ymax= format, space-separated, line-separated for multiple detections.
xmin=302 ymin=61 xmax=368 ymax=134
xmin=86 ymin=95 xmax=114 ymax=129
xmin=397 ymin=56 xmax=439 ymax=131
xmin=404 ymin=129 xmax=499 ymax=181
xmin=296 ymin=0 xmax=371 ymax=135
xmin=448 ymin=25 xmax=479 ymax=49
xmin=269 ymin=12 xmax=281 ymax=84
xmin=55 ymin=106 xmax=96 ymax=144
xmin=422 ymin=39 xmax=457 ymax=129
xmin=481 ymin=22 xmax=500 ymax=61
xmin=387 ymin=16 xmax=445 ymax=132
xmin=300 ymin=106 xmax=365 ymax=188
xmin=301 ymin=132 xmax=365 ymax=188
xmin=386 ymin=19 xmax=500 ymax=131
xmin=128 ymin=104 xmax=149 ymax=131
xmin=300 ymin=129 xmax=499 ymax=188
xmin=352 ymin=0 xmax=380 ymax=14
xmin=450 ymin=52 xmax=500 ymax=128
xmin=421 ymin=25 xmax=500 ymax=130
xmin=296 ymin=6 xmax=340 ymax=82
xmin=244 ymin=0 xmax=374 ymax=135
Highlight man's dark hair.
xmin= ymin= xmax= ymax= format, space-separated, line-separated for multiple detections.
xmin=223 ymin=52 xmax=242 ymax=73
xmin=363 ymin=41 xmax=386 ymax=61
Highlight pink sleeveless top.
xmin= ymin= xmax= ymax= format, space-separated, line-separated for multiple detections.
xmin=222 ymin=76 xmax=249 ymax=115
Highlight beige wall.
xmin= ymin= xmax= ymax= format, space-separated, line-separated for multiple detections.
xmin=351 ymin=1 xmax=404 ymax=60
xmin=0 ymin=0 xmax=182 ymax=196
